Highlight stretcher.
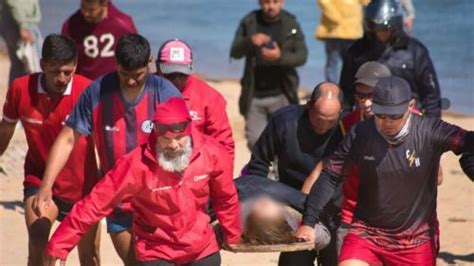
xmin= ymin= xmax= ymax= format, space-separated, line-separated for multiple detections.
xmin=213 ymin=206 xmax=315 ymax=253
xmin=222 ymin=241 xmax=315 ymax=253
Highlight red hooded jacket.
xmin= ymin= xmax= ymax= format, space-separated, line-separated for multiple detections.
xmin=47 ymin=130 xmax=241 ymax=263
xmin=182 ymin=75 xmax=235 ymax=162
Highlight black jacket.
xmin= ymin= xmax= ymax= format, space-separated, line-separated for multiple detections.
xmin=230 ymin=10 xmax=308 ymax=117
xmin=246 ymin=105 xmax=343 ymax=190
xmin=340 ymin=31 xmax=442 ymax=117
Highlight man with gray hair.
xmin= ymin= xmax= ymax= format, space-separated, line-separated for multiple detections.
xmin=245 ymin=82 xmax=345 ymax=265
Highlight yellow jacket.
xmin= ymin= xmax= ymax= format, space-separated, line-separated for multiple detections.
xmin=315 ymin=0 xmax=369 ymax=40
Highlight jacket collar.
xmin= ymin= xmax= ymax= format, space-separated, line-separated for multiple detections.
xmin=180 ymin=74 xmax=196 ymax=100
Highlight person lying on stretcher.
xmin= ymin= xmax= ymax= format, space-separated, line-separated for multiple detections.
xmin=214 ymin=175 xmax=337 ymax=251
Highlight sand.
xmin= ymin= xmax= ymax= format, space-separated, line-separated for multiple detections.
xmin=0 ymin=54 xmax=473 ymax=265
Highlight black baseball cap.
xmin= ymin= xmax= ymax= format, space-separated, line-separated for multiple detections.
xmin=372 ymin=76 xmax=412 ymax=115
xmin=354 ymin=62 xmax=391 ymax=87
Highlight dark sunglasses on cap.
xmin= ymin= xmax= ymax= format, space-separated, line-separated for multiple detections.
xmin=374 ymin=113 xmax=404 ymax=120
xmin=155 ymin=121 xmax=189 ymax=134
xmin=355 ymin=92 xmax=373 ymax=101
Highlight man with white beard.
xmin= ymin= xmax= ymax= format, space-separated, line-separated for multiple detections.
xmin=46 ymin=97 xmax=241 ymax=266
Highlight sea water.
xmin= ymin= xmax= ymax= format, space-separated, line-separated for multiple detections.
xmin=39 ymin=0 xmax=473 ymax=114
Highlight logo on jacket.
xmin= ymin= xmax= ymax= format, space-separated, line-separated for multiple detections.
xmin=406 ymin=149 xmax=420 ymax=168
xmin=363 ymin=155 xmax=375 ymax=161
xmin=189 ymin=110 xmax=202 ymax=121
xmin=105 ymin=125 xmax=119 ymax=132
xmin=21 ymin=116 xmax=43 ymax=125
xmin=141 ymin=120 xmax=154 ymax=134
xmin=194 ymin=174 xmax=209 ymax=182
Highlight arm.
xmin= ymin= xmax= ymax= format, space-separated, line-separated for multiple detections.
xmin=1 ymin=80 xmax=20 ymax=160
xmin=279 ymin=19 xmax=308 ymax=67
xmin=301 ymin=125 xmax=344 ymax=194
xmin=47 ymin=157 xmax=139 ymax=260
xmin=430 ymin=119 xmax=474 ymax=178
xmin=415 ymin=45 xmax=441 ymax=117
xmin=400 ymin=0 xmax=416 ymax=19
xmin=33 ymin=126 xmax=82 ymax=215
xmin=210 ymin=149 xmax=241 ymax=244
xmin=5 ymin=0 xmax=40 ymax=29
xmin=60 ymin=20 xmax=70 ymax=36
xmin=295 ymin=127 xmax=356 ymax=240
xmin=230 ymin=18 xmax=254 ymax=59
xmin=339 ymin=50 xmax=357 ymax=112
xmin=431 ymin=119 xmax=474 ymax=154
xmin=0 ymin=120 xmax=17 ymax=174
xmin=35 ymin=86 xmax=95 ymax=215
xmin=205 ymin=95 xmax=235 ymax=164
xmin=246 ymin=117 xmax=280 ymax=178
xmin=460 ymin=153 xmax=474 ymax=181
xmin=5 ymin=0 xmax=40 ymax=42
xmin=400 ymin=0 xmax=415 ymax=32
xmin=301 ymin=161 xmax=323 ymax=194
xmin=127 ymin=17 xmax=138 ymax=33
xmin=317 ymin=0 xmax=343 ymax=24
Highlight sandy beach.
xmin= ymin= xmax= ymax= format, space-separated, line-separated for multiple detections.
xmin=0 ymin=53 xmax=473 ymax=265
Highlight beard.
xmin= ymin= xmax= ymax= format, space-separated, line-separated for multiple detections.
xmin=156 ymin=137 xmax=192 ymax=173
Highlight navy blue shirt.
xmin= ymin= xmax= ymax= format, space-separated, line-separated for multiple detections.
xmin=247 ymin=104 xmax=344 ymax=190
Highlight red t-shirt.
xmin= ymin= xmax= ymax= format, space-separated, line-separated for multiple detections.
xmin=2 ymin=73 xmax=99 ymax=203
xmin=62 ymin=3 xmax=137 ymax=80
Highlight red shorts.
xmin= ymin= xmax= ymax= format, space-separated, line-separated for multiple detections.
xmin=339 ymin=233 xmax=437 ymax=265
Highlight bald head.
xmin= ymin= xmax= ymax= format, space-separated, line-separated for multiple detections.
xmin=308 ymin=82 xmax=342 ymax=135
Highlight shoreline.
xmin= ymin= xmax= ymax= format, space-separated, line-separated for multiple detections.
xmin=0 ymin=48 xmax=471 ymax=117
xmin=198 ymin=72 xmax=474 ymax=118
xmin=1 ymin=53 xmax=473 ymax=265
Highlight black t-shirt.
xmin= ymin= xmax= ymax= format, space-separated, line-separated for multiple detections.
xmin=303 ymin=115 xmax=469 ymax=249
xmin=254 ymin=13 xmax=284 ymax=97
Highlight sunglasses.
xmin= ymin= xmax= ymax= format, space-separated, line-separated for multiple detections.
xmin=162 ymin=73 xmax=188 ymax=80
xmin=374 ymin=113 xmax=404 ymax=120
xmin=155 ymin=122 xmax=189 ymax=134
xmin=355 ymin=92 xmax=373 ymax=101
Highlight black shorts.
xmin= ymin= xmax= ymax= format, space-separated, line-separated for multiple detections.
xmin=23 ymin=186 xmax=73 ymax=221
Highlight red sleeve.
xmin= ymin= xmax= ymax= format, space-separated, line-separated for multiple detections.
xmin=61 ymin=20 xmax=70 ymax=36
xmin=73 ymin=75 xmax=92 ymax=93
xmin=429 ymin=118 xmax=467 ymax=154
xmin=208 ymin=144 xmax=241 ymax=244
xmin=2 ymin=80 xmax=21 ymax=122
xmin=128 ymin=17 xmax=138 ymax=33
xmin=204 ymin=93 xmax=235 ymax=164
xmin=47 ymin=156 xmax=140 ymax=260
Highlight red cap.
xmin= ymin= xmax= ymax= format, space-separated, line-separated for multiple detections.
xmin=152 ymin=97 xmax=191 ymax=136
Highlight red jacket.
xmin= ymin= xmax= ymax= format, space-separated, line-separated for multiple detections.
xmin=182 ymin=75 xmax=235 ymax=163
xmin=47 ymin=130 xmax=241 ymax=263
